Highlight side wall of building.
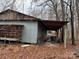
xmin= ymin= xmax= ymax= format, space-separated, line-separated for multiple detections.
xmin=0 ymin=21 xmax=38 ymax=43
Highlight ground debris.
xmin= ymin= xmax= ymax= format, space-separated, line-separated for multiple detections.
xmin=0 ymin=43 xmax=78 ymax=59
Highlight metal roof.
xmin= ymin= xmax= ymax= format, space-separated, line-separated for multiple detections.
xmin=39 ymin=20 xmax=68 ymax=30
xmin=0 ymin=9 xmax=69 ymax=31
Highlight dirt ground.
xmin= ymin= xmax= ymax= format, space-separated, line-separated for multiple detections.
xmin=0 ymin=41 xmax=79 ymax=59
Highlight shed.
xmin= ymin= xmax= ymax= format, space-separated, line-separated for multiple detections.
xmin=0 ymin=9 xmax=68 ymax=44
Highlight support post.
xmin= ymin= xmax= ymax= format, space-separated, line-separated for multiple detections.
xmin=64 ymin=25 xmax=67 ymax=48
xmin=56 ymin=30 xmax=59 ymax=42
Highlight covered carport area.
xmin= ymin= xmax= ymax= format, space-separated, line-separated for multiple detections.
xmin=38 ymin=20 xmax=68 ymax=48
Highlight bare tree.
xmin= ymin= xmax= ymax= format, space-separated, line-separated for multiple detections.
xmin=44 ymin=0 xmax=61 ymax=42
xmin=76 ymin=0 xmax=79 ymax=40
xmin=76 ymin=0 xmax=79 ymax=27
xmin=69 ymin=0 xmax=75 ymax=45
xmin=60 ymin=0 xmax=65 ymax=43
xmin=0 ymin=0 xmax=16 ymax=11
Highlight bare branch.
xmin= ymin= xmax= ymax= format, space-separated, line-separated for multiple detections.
xmin=63 ymin=1 xmax=70 ymax=6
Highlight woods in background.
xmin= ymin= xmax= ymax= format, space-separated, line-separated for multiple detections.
xmin=32 ymin=0 xmax=79 ymax=45
xmin=0 ymin=0 xmax=79 ymax=45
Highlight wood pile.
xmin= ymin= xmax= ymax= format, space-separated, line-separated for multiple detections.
xmin=0 ymin=25 xmax=23 ymax=41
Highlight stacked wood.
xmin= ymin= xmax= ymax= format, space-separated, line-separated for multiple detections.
xmin=0 ymin=25 xmax=24 ymax=41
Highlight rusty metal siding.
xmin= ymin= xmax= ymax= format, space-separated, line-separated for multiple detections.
xmin=0 ymin=9 xmax=38 ymax=20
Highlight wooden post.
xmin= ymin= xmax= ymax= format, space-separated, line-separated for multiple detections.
xmin=9 ymin=40 xmax=10 ymax=45
xmin=56 ymin=30 xmax=59 ymax=42
xmin=64 ymin=25 xmax=67 ymax=48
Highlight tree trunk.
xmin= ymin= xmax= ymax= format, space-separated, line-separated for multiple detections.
xmin=76 ymin=0 xmax=79 ymax=40
xmin=70 ymin=0 xmax=75 ymax=45
xmin=76 ymin=0 xmax=79 ymax=27
xmin=60 ymin=0 xmax=65 ymax=43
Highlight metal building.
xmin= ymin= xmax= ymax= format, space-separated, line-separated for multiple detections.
xmin=0 ymin=9 xmax=68 ymax=44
